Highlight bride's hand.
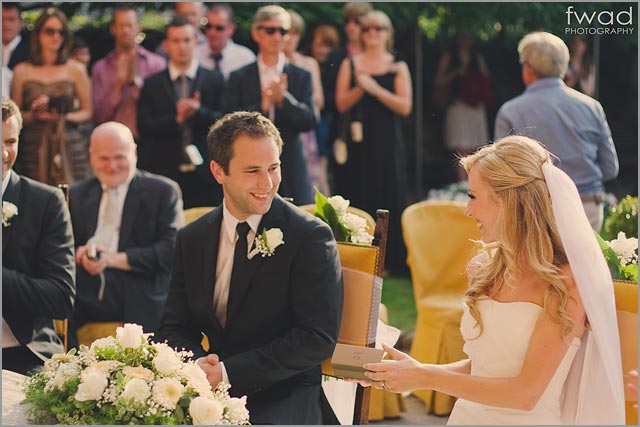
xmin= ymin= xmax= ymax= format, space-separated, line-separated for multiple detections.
xmin=363 ymin=344 xmax=426 ymax=393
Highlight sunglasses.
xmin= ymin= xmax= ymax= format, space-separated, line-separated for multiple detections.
xmin=204 ymin=23 xmax=227 ymax=32
xmin=258 ymin=26 xmax=289 ymax=36
xmin=42 ymin=27 xmax=66 ymax=37
xmin=343 ymin=17 xmax=361 ymax=26
xmin=362 ymin=26 xmax=387 ymax=33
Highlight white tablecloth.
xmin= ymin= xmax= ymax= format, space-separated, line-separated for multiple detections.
xmin=2 ymin=369 xmax=30 ymax=425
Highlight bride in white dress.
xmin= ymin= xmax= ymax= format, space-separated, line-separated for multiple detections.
xmin=358 ymin=135 xmax=625 ymax=424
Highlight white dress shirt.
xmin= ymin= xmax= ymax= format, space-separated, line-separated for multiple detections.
xmin=91 ymin=173 xmax=134 ymax=253
xmin=195 ymin=40 xmax=255 ymax=81
xmin=211 ymin=200 xmax=263 ymax=384
xmin=2 ymin=35 xmax=21 ymax=67
xmin=168 ymin=58 xmax=200 ymax=83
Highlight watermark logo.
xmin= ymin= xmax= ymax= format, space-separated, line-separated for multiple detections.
xmin=565 ymin=6 xmax=634 ymax=35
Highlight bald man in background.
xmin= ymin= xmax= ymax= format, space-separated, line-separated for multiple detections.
xmin=68 ymin=122 xmax=183 ymax=347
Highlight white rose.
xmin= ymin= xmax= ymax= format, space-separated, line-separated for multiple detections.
xmin=74 ymin=367 xmax=108 ymax=402
xmin=328 ymin=195 xmax=349 ymax=214
xmin=226 ymin=396 xmax=250 ymax=423
xmin=122 ymin=366 xmax=154 ymax=381
xmin=153 ymin=344 xmax=183 ymax=375
xmin=152 ymin=377 xmax=185 ymax=410
xmin=47 ymin=363 xmax=81 ymax=391
xmin=265 ymin=228 xmax=284 ymax=251
xmin=189 ymin=396 xmax=224 ymax=425
xmin=180 ymin=363 xmax=213 ymax=397
xmin=343 ymin=212 xmax=367 ymax=232
xmin=90 ymin=336 xmax=117 ymax=351
xmin=116 ymin=323 xmax=145 ymax=349
xmin=121 ymin=378 xmax=150 ymax=403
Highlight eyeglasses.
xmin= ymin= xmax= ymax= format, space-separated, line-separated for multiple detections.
xmin=362 ymin=26 xmax=387 ymax=33
xmin=204 ymin=23 xmax=227 ymax=32
xmin=42 ymin=27 xmax=66 ymax=37
xmin=343 ymin=17 xmax=361 ymax=26
xmin=258 ymin=26 xmax=289 ymax=36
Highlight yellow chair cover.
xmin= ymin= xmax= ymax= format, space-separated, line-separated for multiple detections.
xmin=184 ymin=206 xmax=214 ymax=225
xmin=54 ymin=319 xmax=68 ymax=352
xmin=401 ymin=201 xmax=480 ymax=415
xmin=613 ymin=279 xmax=638 ymax=425
xmin=76 ymin=322 xmax=124 ymax=347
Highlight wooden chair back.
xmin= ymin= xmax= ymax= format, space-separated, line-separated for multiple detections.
xmin=321 ymin=209 xmax=389 ymax=424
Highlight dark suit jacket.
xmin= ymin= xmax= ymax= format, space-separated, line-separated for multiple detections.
xmin=159 ymin=195 xmax=343 ymax=424
xmin=137 ymin=66 xmax=224 ymax=206
xmin=224 ymin=61 xmax=316 ymax=205
xmin=69 ymin=170 xmax=183 ymax=332
xmin=2 ymin=172 xmax=75 ymax=360
xmin=7 ymin=36 xmax=30 ymax=70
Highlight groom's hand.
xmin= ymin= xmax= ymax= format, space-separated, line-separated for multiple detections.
xmin=197 ymin=354 xmax=223 ymax=388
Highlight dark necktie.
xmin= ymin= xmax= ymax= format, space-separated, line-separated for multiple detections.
xmin=219 ymin=222 xmax=251 ymax=327
xmin=211 ymin=53 xmax=223 ymax=72
xmin=176 ymin=74 xmax=194 ymax=171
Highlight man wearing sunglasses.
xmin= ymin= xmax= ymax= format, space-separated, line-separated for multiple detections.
xmin=223 ymin=5 xmax=315 ymax=205
xmin=195 ymin=4 xmax=254 ymax=81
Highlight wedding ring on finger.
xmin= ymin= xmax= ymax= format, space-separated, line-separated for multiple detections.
xmin=266 ymin=89 xmax=273 ymax=97
xmin=382 ymin=382 xmax=390 ymax=392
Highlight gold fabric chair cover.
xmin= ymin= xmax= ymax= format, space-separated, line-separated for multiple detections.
xmin=613 ymin=279 xmax=638 ymax=425
xmin=401 ymin=200 xmax=480 ymax=415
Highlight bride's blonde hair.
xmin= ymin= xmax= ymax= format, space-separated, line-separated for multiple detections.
xmin=460 ymin=136 xmax=574 ymax=338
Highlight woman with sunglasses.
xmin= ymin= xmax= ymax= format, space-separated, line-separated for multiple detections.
xmin=11 ymin=7 xmax=92 ymax=185
xmin=335 ymin=10 xmax=412 ymax=275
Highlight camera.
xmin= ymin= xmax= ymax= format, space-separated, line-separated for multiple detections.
xmin=47 ymin=95 xmax=72 ymax=114
xmin=87 ymin=243 xmax=100 ymax=261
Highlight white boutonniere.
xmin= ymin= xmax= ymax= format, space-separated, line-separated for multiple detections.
xmin=249 ymin=228 xmax=284 ymax=259
xmin=2 ymin=201 xmax=18 ymax=227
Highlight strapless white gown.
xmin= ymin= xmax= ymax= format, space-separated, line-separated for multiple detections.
xmin=447 ymin=298 xmax=581 ymax=425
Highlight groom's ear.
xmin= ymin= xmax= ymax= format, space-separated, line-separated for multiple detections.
xmin=210 ymin=160 xmax=225 ymax=185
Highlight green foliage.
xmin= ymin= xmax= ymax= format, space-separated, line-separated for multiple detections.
xmin=596 ymin=232 xmax=638 ymax=282
xmin=603 ymin=195 xmax=638 ymax=240
xmin=314 ymin=189 xmax=349 ymax=242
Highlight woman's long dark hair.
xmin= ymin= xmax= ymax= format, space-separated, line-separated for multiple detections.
xmin=29 ymin=7 xmax=72 ymax=66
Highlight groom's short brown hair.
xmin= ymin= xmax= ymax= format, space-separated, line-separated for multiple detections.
xmin=207 ymin=111 xmax=283 ymax=174
xmin=2 ymin=97 xmax=23 ymax=129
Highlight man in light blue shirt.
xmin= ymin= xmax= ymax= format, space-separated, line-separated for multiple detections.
xmin=495 ymin=31 xmax=618 ymax=231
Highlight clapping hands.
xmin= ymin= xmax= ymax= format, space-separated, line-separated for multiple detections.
xmin=261 ymin=74 xmax=287 ymax=112
xmin=355 ymin=71 xmax=380 ymax=96
xmin=176 ymin=91 xmax=201 ymax=125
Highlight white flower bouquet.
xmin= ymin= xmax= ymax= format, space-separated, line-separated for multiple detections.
xmin=23 ymin=324 xmax=250 ymax=425
xmin=313 ymin=189 xmax=374 ymax=245
xmin=597 ymin=231 xmax=638 ymax=282
xmin=2 ymin=200 xmax=18 ymax=227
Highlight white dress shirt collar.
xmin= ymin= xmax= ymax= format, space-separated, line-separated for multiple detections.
xmin=2 ymin=35 xmax=21 ymax=67
xmin=221 ymin=200 xmax=263 ymax=247
xmin=168 ymin=59 xmax=199 ymax=82
xmin=257 ymin=52 xmax=286 ymax=78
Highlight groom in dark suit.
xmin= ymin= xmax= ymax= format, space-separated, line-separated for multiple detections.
xmin=138 ymin=16 xmax=224 ymax=208
xmin=158 ymin=111 xmax=343 ymax=424
xmin=223 ymin=5 xmax=315 ymax=205
xmin=69 ymin=122 xmax=183 ymax=346
xmin=2 ymin=97 xmax=75 ymax=374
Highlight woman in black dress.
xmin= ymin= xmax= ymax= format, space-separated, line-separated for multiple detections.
xmin=335 ymin=10 xmax=412 ymax=273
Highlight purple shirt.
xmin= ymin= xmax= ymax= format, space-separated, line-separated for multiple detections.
xmin=91 ymin=46 xmax=166 ymax=139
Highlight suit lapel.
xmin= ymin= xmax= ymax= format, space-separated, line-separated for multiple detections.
xmin=161 ymin=69 xmax=178 ymax=104
xmin=118 ymin=173 xmax=142 ymax=250
xmin=2 ymin=172 xmax=21 ymax=251
xmin=225 ymin=197 xmax=286 ymax=326
xmin=84 ymin=179 xmax=102 ymax=239
xmin=204 ymin=207 xmax=224 ymax=332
